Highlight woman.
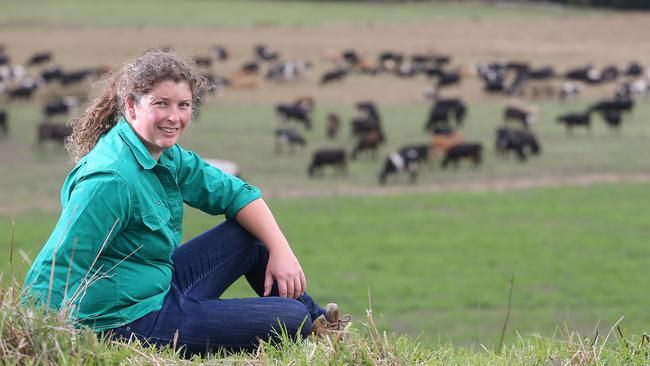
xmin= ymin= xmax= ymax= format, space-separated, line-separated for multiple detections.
xmin=23 ymin=49 xmax=347 ymax=355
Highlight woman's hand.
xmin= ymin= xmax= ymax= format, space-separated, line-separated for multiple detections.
xmin=235 ymin=198 xmax=308 ymax=299
xmin=264 ymin=246 xmax=307 ymax=299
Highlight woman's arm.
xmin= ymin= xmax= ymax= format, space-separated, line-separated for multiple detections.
xmin=235 ymin=198 xmax=306 ymax=299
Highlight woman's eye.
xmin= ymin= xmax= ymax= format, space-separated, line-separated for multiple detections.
xmin=180 ymin=103 xmax=191 ymax=109
xmin=155 ymin=101 xmax=167 ymax=106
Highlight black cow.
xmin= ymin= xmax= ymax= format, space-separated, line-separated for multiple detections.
xmin=26 ymin=51 xmax=52 ymax=66
xmin=0 ymin=110 xmax=7 ymax=135
xmin=424 ymin=98 xmax=467 ymax=131
xmin=556 ymin=112 xmax=591 ymax=133
xmin=441 ymin=143 xmax=482 ymax=169
xmin=275 ymin=128 xmax=306 ymax=153
xmin=254 ymin=44 xmax=280 ymax=62
xmin=210 ymin=45 xmax=229 ymax=61
xmin=276 ymin=97 xmax=314 ymax=130
xmin=193 ymin=56 xmax=212 ymax=68
xmin=601 ymin=110 xmax=622 ymax=130
xmin=307 ymin=148 xmax=347 ymax=177
xmin=41 ymin=65 xmax=64 ymax=83
xmin=8 ymin=84 xmax=39 ymax=100
xmin=43 ymin=97 xmax=78 ymax=118
xmin=61 ymin=68 xmax=96 ymax=85
xmin=320 ymin=68 xmax=348 ymax=85
xmin=495 ymin=127 xmax=541 ymax=162
xmin=37 ymin=121 xmax=72 ymax=145
xmin=503 ymin=106 xmax=536 ymax=128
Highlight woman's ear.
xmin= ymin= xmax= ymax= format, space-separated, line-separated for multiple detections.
xmin=125 ymin=96 xmax=137 ymax=120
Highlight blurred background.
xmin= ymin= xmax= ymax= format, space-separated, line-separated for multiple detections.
xmin=1 ymin=0 xmax=649 ymax=349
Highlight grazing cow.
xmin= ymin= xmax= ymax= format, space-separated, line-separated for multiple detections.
xmin=276 ymin=97 xmax=314 ymax=130
xmin=8 ymin=83 xmax=39 ymax=100
xmin=37 ymin=121 xmax=72 ymax=145
xmin=43 ymin=97 xmax=79 ymax=118
xmin=254 ymin=44 xmax=280 ymax=62
xmin=307 ymin=148 xmax=347 ymax=177
xmin=326 ymin=113 xmax=341 ymax=139
xmin=423 ymin=98 xmax=467 ymax=131
xmin=435 ymin=71 xmax=461 ymax=89
xmin=320 ymin=68 xmax=348 ymax=85
xmin=556 ymin=112 xmax=592 ymax=133
xmin=41 ymin=65 xmax=64 ymax=83
xmin=601 ymin=110 xmax=622 ymax=130
xmin=210 ymin=45 xmax=229 ymax=61
xmin=559 ymin=82 xmax=581 ymax=102
xmin=275 ymin=128 xmax=306 ymax=153
xmin=503 ymin=105 xmax=537 ymax=128
xmin=378 ymin=147 xmax=425 ymax=185
xmin=26 ymin=51 xmax=53 ymax=67
xmin=441 ymin=143 xmax=483 ymax=169
xmin=266 ymin=59 xmax=312 ymax=82
xmin=0 ymin=110 xmax=7 ymax=135
xmin=590 ymin=98 xmax=634 ymax=115
xmin=61 ymin=68 xmax=96 ymax=85
xmin=351 ymin=130 xmax=383 ymax=160
xmin=193 ymin=55 xmax=212 ymax=68
xmin=624 ymin=61 xmax=644 ymax=77
xmin=495 ymin=127 xmax=541 ymax=162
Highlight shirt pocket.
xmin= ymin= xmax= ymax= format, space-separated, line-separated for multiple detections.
xmin=141 ymin=202 xmax=171 ymax=231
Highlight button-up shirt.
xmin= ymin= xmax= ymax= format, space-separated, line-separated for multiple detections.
xmin=23 ymin=117 xmax=261 ymax=330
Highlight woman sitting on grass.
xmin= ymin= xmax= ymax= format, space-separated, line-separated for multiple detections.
xmin=23 ymin=49 xmax=348 ymax=356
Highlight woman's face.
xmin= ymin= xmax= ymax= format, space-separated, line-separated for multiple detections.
xmin=126 ymin=80 xmax=193 ymax=160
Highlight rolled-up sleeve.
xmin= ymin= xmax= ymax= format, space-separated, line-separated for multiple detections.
xmin=175 ymin=146 xmax=261 ymax=219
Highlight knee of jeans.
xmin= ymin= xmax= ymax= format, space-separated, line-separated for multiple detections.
xmin=281 ymin=299 xmax=312 ymax=339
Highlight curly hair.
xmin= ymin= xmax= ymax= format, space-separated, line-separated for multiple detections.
xmin=65 ymin=49 xmax=207 ymax=163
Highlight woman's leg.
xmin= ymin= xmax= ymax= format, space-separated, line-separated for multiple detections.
xmin=106 ymin=284 xmax=312 ymax=356
xmin=170 ymin=219 xmax=324 ymax=320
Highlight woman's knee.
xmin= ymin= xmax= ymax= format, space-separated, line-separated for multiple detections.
xmin=275 ymin=299 xmax=312 ymax=339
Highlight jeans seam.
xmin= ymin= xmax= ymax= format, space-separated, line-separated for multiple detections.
xmin=182 ymin=246 xmax=249 ymax=296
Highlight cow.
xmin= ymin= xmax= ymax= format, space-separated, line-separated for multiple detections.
xmin=254 ymin=44 xmax=280 ymax=62
xmin=601 ymin=110 xmax=623 ymax=130
xmin=275 ymin=128 xmax=306 ymax=153
xmin=503 ymin=105 xmax=537 ymax=128
xmin=193 ymin=55 xmax=212 ymax=68
xmin=423 ymin=98 xmax=467 ymax=131
xmin=276 ymin=97 xmax=314 ymax=130
xmin=0 ymin=110 xmax=7 ymax=136
xmin=495 ymin=127 xmax=541 ymax=162
xmin=556 ymin=112 xmax=592 ymax=133
xmin=26 ymin=51 xmax=53 ymax=67
xmin=210 ymin=45 xmax=229 ymax=61
xmin=37 ymin=121 xmax=72 ymax=145
xmin=307 ymin=148 xmax=347 ymax=177
xmin=320 ymin=68 xmax=348 ymax=85
xmin=351 ymin=130 xmax=383 ymax=160
xmin=441 ymin=143 xmax=483 ymax=169
xmin=61 ymin=68 xmax=96 ymax=85
xmin=43 ymin=97 xmax=79 ymax=118
xmin=378 ymin=148 xmax=424 ymax=185
xmin=326 ymin=113 xmax=341 ymax=139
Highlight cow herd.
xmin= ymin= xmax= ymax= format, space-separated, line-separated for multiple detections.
xmin=1 ymin=43 xmax=648 ymax=185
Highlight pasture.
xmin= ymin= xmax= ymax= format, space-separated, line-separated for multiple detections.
xmin=1 ymin=0 xmax=650 ymax=349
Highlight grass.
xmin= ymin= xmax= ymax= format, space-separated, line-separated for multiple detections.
xmin=4 ymin=183 xmax=650 ymax=348
xmin=0 ymin=0 xmax=604 ymax=29
xmin=2 ymin=281 xmax=650 ymax=365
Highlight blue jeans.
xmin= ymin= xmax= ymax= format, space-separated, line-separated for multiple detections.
xmin=106 ymin=220 xmax=325 ymax=355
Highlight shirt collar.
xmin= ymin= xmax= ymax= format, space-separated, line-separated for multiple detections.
xmin=115 ymin=117 xmax=157 ymax=170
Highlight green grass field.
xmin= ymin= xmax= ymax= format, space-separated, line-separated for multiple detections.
xmin=0 ymin=0 xmax=600 ymax=28
xmin=4 ymin=183 xmax=649 ymax=347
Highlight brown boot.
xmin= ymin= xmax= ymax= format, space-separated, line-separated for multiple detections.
xmin=310 ymin=303 xmax=351 ymax=339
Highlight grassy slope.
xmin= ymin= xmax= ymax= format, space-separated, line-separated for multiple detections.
xmin=0 ymin=0 xmax=598 ymax=28
xmin=4 ymin=183 xmax=650 ymax=348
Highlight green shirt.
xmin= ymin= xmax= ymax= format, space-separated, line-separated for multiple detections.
xmin=23 ymin=118 xmax=261 ymax=331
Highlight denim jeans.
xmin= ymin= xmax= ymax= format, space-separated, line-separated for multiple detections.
xmin=106 ymin=220 xmax=325 ymax=356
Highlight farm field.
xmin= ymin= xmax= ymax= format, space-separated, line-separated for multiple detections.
xmin=1 ymin=0 xmax=650 ymax=350
xmin=3 ymin=183 xmax=650 ymax=347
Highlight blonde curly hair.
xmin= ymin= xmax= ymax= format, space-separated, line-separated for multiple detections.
xmin=65 ymin=49 xmax=207 ymax=162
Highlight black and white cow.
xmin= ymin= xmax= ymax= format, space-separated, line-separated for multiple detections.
xmin=495 ymin=127 xmax=541 ymax=162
